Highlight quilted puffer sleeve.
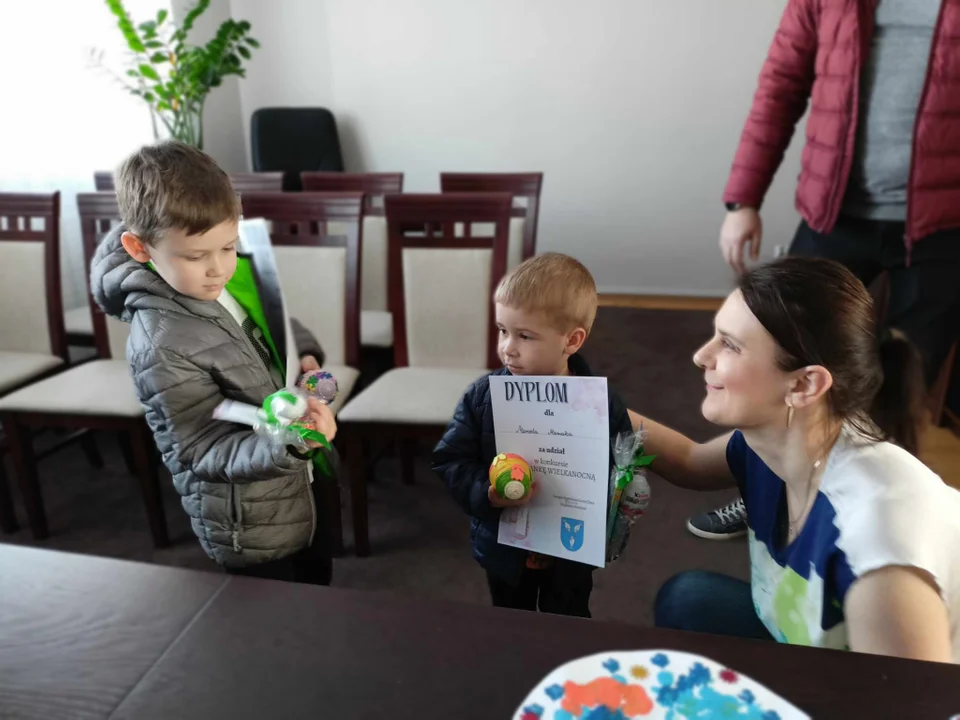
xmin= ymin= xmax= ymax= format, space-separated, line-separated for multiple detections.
xmin=290 ymin=317 xmax=325 ymax=366
xmin=723 ymin=0 xmax=818 ymax=208
xmin=132 ymin=345 xmax=307 ymax=483
xmin=432 ymin=382 xmax=500 ymax=522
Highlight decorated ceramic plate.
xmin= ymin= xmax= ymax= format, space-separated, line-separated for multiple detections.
xmin=514 ymin=649 xmax=808 ymax=719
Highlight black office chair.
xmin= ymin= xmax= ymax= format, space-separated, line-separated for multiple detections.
xmin=250 ymin=108 xmax=345 ymax=190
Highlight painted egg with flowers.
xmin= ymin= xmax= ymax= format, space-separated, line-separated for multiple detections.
xmin=489 ymin=453 xmax=533 ymax=500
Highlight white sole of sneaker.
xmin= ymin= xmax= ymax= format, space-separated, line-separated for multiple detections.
xmin=686 ymin=520 xmax=748 ymax=540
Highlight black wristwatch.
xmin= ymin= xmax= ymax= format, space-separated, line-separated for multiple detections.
xmin=725 ymin=202 xmax=743 ymax=212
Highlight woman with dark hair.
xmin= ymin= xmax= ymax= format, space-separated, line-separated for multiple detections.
xmin=634 ymin=256 xmax=959 ymax=662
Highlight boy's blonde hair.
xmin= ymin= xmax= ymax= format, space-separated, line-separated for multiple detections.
xmin=494 ymin=252 xmax=598 ymax=333
xmin=115 ymin=140 xmax=240 ymax=245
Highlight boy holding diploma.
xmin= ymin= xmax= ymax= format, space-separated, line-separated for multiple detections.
xmin=433 ymin=253 xmax=632 ymax=617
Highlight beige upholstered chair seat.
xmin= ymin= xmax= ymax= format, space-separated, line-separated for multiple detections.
xmin=64 ymin=306 xmax=94 ymax=336
xmin=0 ymin=359 xmax=141 ymax=416
xmin=322 ymin=364 xmax=360 ymax=415
xmin=0 ymin=351 xmax=63 ymax=395
xmin=360 ymin=310 xmax=393 ymax=348
xmin=337 ymin=367 xmax=485 ymax=425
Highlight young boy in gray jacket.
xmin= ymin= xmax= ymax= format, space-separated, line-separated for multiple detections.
xmin=91 ymin=140 xmax=337 ymax=584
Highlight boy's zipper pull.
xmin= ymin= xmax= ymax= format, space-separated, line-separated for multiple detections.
xmin=232 ymin=529 xmax=241 ymax=552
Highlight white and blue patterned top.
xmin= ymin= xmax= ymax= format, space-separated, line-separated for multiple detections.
xmin=727 ymin=427 xmax=960 ymax=661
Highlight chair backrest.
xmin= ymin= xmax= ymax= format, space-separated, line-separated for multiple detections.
xmin=0 ymin=192 xmax=65 ymax=359
xmin=385 ymin=193 xmax=511 ymax=370
xmin=301 ymin=173 xmax=404 ymax=313
xmin=76 ymin=193 xmax=129 ymax=361
xmin=250 ymin=108 xmax=344 ymax=184
xmin=228 ymin=172 xmax=285 ymax=194
xmin=440 ymin=173 xmax=543 ymax=269
xmin=240 ymin=192 xmax=363 ymax=368
xmin=93 ymin=171 xmax=284 ymax=195
xmin=93 ymin=171 xmax=114 ymax=191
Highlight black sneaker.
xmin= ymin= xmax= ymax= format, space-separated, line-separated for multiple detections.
xmin=686 ymin=498 xmax=747 ymax=540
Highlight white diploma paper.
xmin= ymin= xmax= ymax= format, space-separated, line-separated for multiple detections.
xmin=490 ymin=375 xmax=610 ymax=568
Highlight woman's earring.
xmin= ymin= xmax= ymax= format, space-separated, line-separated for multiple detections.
xmin=786 ymin=403 xmax=794 ymax=429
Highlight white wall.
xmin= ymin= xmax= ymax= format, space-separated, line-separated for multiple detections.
xmin=230 ymin=0 xmax=335 ymax=170
xmin=228 ymin=0 xmax=806 ymax=296
xmin=0 ymin=0 xmax=161 ymax=310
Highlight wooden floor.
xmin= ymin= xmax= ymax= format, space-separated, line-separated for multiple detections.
xmin=600 ymin=294 xmax=960 ymax=490
xmin=919 ymin=425 xmax=960 ymax=490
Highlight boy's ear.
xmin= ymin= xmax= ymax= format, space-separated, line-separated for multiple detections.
xmin=564 ymin=327 xmax=587 ymax=356
xmin=120 ymin=231 xmax=152 ymax=263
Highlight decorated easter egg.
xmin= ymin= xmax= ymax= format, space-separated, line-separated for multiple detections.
xmin=489 ymin=453 xmax=533 ymax=500
xmin=298 ymin=369 xmax=339 ymax=405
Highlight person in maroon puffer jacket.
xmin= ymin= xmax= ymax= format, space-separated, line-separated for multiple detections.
xmin=690 ymin=0 xmax=960 ymax=541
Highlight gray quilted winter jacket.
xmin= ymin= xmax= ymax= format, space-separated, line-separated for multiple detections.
xmin=91 ymin=225 xmax=327 ymax=568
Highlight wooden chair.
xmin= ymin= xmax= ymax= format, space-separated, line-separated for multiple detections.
xmin=65 ymin=175 xmax=112 ymax=344
xmin=238 ymin=192 xmax=364 ymax=413
xmin=94 ymin=171 xmax=284 ymax=194
xmin=337 ymin=193 xmax=511 ymax=555
xmin=440 ymin=173 xmax=543 ymax=269
xmin=0 ymin=193 xmax=68 ymax=533
xmin=300 ymin=173 xmax=404 ymax=349
xmin=93 ymin=171 xmax=114 ymax=192
xmin=228 ymin=172 xmax=284 ymax=194
xmin=237 ymin=194 xmax=365 ymax=555
xmin=0 ymin=193 xmax=169 ymax=547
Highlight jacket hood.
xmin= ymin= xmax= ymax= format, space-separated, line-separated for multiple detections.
xmin=90 ymin=224 xmax=223 ymax=323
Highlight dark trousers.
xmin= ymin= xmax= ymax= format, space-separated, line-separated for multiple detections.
xmin=226 ymin=480 xmax=333 ymax=586
xmin=487 ymin=566 xmax=593 ymax=618
xmin=790 ymin=216 xmax=960 ymax=386
xmin=654 ymin=570 xmax=773 ymax=641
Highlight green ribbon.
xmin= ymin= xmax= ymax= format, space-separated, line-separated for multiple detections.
xmin=615 ymin=452 xmax=655 ymax=490
xmin=261 ymin=390 xmax=333 ymax=475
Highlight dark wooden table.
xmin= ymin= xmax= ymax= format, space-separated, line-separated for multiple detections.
xmin=3 ymin=545 xmax=959 ymax=719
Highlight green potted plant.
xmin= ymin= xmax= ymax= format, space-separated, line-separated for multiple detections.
xmin=95 ymin=0 xmax=259 ymax=149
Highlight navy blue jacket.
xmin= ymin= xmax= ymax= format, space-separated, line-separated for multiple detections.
xmin=432 ymin=354 xmax=633 ymax=585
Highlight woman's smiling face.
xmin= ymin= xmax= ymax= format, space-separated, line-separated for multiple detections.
xmin=693 ymin=290 xmax=793 ymax=429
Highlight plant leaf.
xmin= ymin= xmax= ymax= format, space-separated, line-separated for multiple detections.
xmin=245 ymin=37 xmax=260 ymax=48
xmin=139 ymin=64 xmax=160 ymax=81
xmin=150 ymin=52 xmax=167 ymax=63
xmin=237 ymin=46 xmax=250 ymax=60
xmin=156 ymin=8 xmax=168 ymax=25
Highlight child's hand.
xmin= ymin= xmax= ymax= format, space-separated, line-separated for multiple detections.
xmin=300 ymin=355 xmax=321 ymax=374
xmin=488 ymin=482 xmax=537 ymax=508
xmin=302 ymin=397 xmax=337 ymax=446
